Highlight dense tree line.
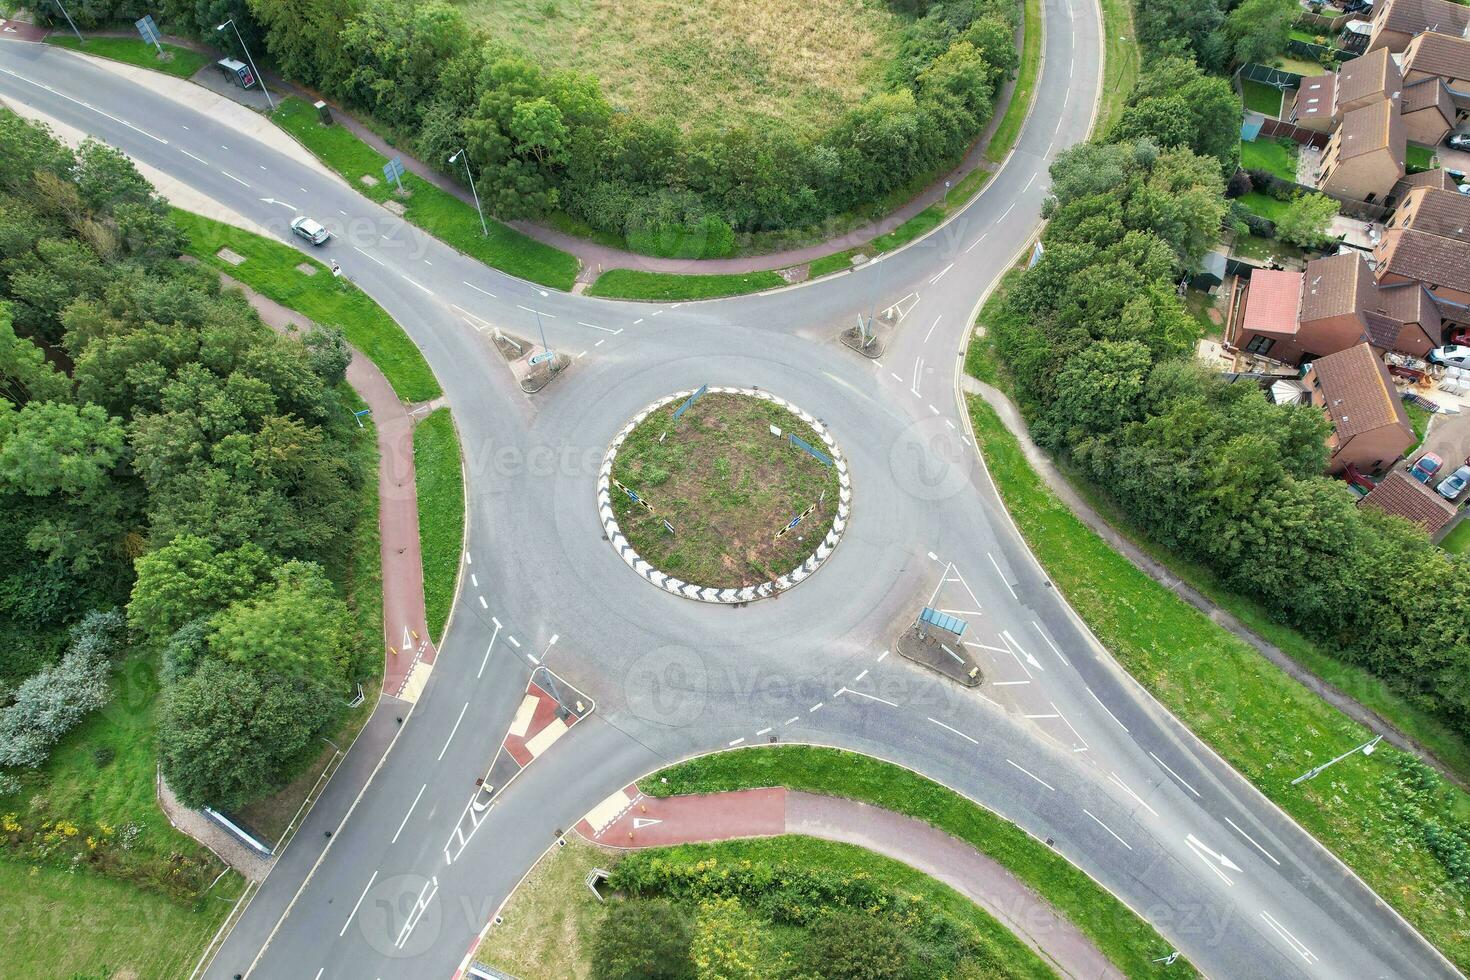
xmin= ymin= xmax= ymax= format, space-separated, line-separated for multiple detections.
xmin=0 ymin=111 xmax=369 ymax=810
xmin=989 ymin=55 xmax=1470 ymax=737
xmin=46 ymin=0 xmax=1020 ymax=258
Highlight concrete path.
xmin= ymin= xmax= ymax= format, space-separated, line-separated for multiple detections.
xmin=961 ymin=373 xmax=1468 ymax=789
xmin=577 ymin=787 xmax=1119 ymax=980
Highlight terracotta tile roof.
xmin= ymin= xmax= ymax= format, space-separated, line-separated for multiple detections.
xmin=1399 ymin=77 xmax=1454 ymax=121
xmin=1377 ymin=280 xmax=1442 ymax=335
xmin=1396 ymin=186 xmax=1470 ymax=240
xmin=1363 ymin=310 xmax=1403 ymax=347
xmin=1376 ymin=227 xmax=1470 ymax=292
xmin=1337 ymin=47 xmax=1401 ymax=107
xmin=1393 ymin=168 xmax=1456 ymax=194
xmin=1296 ymin=74 xmax=1337 ymax=120
xmin=1333 ymin=99 xmax=1403 ymax=161
xmin=1403 ymin=31 xmax=1470 ymax=80
xmin=1301 ymin=252 xmax=1375 ymax=322
xmin=1359 ymin=469 xmax=1457 ymax=533
xmin=1376 ymin=0 xmax=1470 ymax=39
xmin=1242 ymin=269 xmax=1302 ymax=336
xmin=1309 ymin=342 xmax=1411 ymax=441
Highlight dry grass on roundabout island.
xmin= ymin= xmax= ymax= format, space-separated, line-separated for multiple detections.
xmin=610 ymin=392 xmax=841 ymax=590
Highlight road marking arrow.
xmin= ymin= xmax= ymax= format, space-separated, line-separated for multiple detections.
xmin=259 ymin=197 xmax=297 ymax=210
xmin=632 ymin=817 xmax=662 ymax=829
xmin=1185 ymin=833 xmax=1242 ymax=886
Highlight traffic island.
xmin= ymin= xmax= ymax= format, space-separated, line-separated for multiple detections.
xmin=839 ymin=312 xmax=890 ymax=359
xmin=490 ymin=327 xmax=569 ymax=393
xmin=896 ymin=622 xmax=983 ymax=687
xmin=598 ymin=387 xmax=852 ymax=603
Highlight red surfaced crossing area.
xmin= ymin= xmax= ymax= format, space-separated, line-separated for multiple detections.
xmin=576 ymin=786 xmax=787 ymax=847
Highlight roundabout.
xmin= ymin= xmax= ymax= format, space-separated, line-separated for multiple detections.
xmin=597 ymin=387 xmax=852 ymax=602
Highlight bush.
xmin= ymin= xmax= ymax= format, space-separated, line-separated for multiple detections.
xmin=590 ymin=899 xmax=695 ymax=980
xmin=0 ymin=610 xmax=121 ymax=770
xmin=1226 ymin=170 xmax=1253 ymax=198
xmin=800 ymin=912 xmax=911 ymax=979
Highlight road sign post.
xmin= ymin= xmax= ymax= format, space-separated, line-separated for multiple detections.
xmin=673 ymin=384 xmax=708 ymax=422
xmin=135 ymin=14 xmax=162 ymax=54
xmin=383 ymin=157 xmax=407 ymax=194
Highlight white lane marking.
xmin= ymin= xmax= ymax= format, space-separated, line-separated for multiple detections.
xmin=1007 ymin=759 xmax=1055 ymax=791
xmin=1259 ymin=910 xmax=1317 ymax=964
xmin=463 ymin=281 xmax=496 ymax=299
xmin=220 ymin=170 xmax=249 ymax=187
xmin=987 ymin=552 xmax=1018 ymax=599
xmin=437 ymin=702 xmax=469 ymax=761
xmin=993 ymin=680 xmax=1030 ymax=686
xmin=178 ymin=148 xmax=210 ymax=165
xmin=964 ymin=640 xmax=1009 ymax=654
xmin=633 ymin=318 xmax=644 ymax=324
xmin=1083 ymin=809 xmax=1131 ymax=850
xmin=516 ymin=305 xmax=554 ymax=317
xmin=911 ymin=355 xmax=924 ymax=396
xmin=1089 ymin=689 xmax=1129 ymax=733
xmin=313 ymin=970 xmax=323 ymax=980
xmin=595 ymin=339 xmax=605 ymax=347
xmin=939 ymin=608 xmax=981 ymax=616
xmin=998 ymin=202 xmax=1016 ymax=222
xmin=401 ymin=274 xmax=433 ymax=295
xmin=965 ymin=233 xmax=988 ymax=253
xmin=471 ymin=573 xmax=479 ymax=587
xmin=507 ymin=636 xmax=521 ymax=648
xmin=928 ymin=403 xmax=940 ymax=415
xmin=996 ymin=633 xmax=1034 ymax=679
xmin=1108 ymin=772 xmax=1159 ymax=818
xmin=354 ymin=246 xmax=386 ymax=266
xmin=809 ymin=702 xmax=823 ymax=712
xmin=842 ymin=687 xmax=898 ymax=707
xmin=890 ymin=372 xmax=903 ymax=383
xmin=465 ymin=553 xmax=472 ymax=565
xmin=975 ymin=691 xmax=1003 ymax=709
xmin=1051 ymin=701 xmax=1089 ymax=752
xmin=0 ymin=66 xmax=173 ymax=144
xmin=927 ymin=717 xmax=978 ymax=745
xmin=477 ymin=595 xmax=487 ymax=609
xmin=784 ymin=716 xmax=799 ymax=726
xmin=928 ymin=264 xmax=953 ymax=286
xmin=1224 ymin=816 xmax=1281 ymax=866
xmin=877 ymin=650 xmax=889 ymax=662
xmin=945 ymin=419 xmax=956 ymax=429
xmin=1023 ymin=173 xmax=1036 ymax=192
xmin=258 ymin=164 xmax=267 ymax=171
xmin=1031 ymin=622 xmax=1069 ymax=666
xmin=220 ymin=144 xmax=228 ymax=150
xmin=854 ymin=669 xmax=869 ymax=682
xmin=478 ymin=623 xmax=501 ymax=678
xmin=340 ymin=870 xmax=379 ymax=935
xmin=1001 ymin=630 xmax=1044 ymax=673
xmin=578 ymin=321 xmax=622 ymax=334
xmin=391 ymin=784 xmax=427 ymax=844
xmin=1149 ymin=751 xmax=1201 ymax=798
xmin=927 ymin=551 xmax=940 ymax=561
xmin=394 ymin=877 xmax=438 ymax=948
xmin=755 ymin=727 xmax=772 ymax=736
xmin=1023 ymin=712 xmax=1061 ymax=719
xmin=728 ymin=737 xmax=745 ymax=746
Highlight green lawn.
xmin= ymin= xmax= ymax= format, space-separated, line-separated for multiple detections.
xmin=1241 ymin=79 xmax=1285 ymax=116
xmin=986 ymin=0 xmax=1044 ymax=163
xmin=45 ymin=35 xmax=209 ymax=79
xmin=962 ymin=393 xmax=1470 ymax=968
xmin=414 ymin=408 xmax=464 ymax=641
xmin=0 ymin=857 xmax=241 ymax=980
xmin=1238 ymin=190 xmax=1294 ymax=223
xmin=1441 ymin=519 xmax=1470 ymax=556
xmin=1406 ymin=144 xmax=1437 ymax=174
xmin=171 ymin=209 xmax=441 ymax=402
xmin=585 ymin=267 xmax=785 ymax=301
xmin=271 ymin=98 xmax=579 ymax=290
xmin=651 ymin=747 xmax=1190 ymax=978
xmin=1240 ymin=138 xmax=1300 ymax=182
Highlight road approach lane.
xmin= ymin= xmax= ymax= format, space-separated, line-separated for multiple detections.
xmin=0 ymin=7 xmax=1457 ymax=979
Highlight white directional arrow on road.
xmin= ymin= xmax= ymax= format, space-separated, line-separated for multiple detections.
xmin=1185 ymin=833 xmax=1243 ymax=886
xmin=259 ymin=197 xmax=298 ymax=210
xmin=632 ymin=817 xmax=662 ymax=829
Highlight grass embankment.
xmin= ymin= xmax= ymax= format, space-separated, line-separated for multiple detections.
xmin=414 ymin=408 xmax=464 ymax=641
xmin=171 ymin=209 xmax=441 ymax=402
xmin=271 ymin=98 xmax=578 ymax=291
xmin=585 ymin=268 xmax=786 ymax=301
xmin=1096 ymin=0 xmax=1140 ymax=131
xmin=45 ymin=35 xmax=209 ymax=79
xmin=611 ymin=392 xmax=840 ymax=588
xmin=960 ymin=388 xmax=1470 ymax=967
xmin=986 ymin=0 xmax=1044 ymax=162
xmin=1 ymin=857 xmax=240 ymax=980
xmin=476 ymin=832 xmax=1058 ymax=980
xmin=648 ymin=746 xmax=1189 ymax=977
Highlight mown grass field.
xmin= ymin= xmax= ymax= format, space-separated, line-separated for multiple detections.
xmin=454 ymin=0 xmax=903 ymax=133
xmin=414 ymin=408 xmax=465 ymax=641
xmin=46 ymin=35 xmax=209 ymax=79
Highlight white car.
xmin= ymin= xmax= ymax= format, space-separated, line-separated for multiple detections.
xmin=290 ymin=215 xmax=330 ymax=245
xmin=1429 ymin=345 xmax=1470 ymax=371
xmin=1437 ymin=465 xmax=1470 ymax=501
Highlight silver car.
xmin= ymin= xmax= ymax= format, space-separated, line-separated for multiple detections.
xmin=290 ymin=215 xmax=330 ymax=245
xmin=1437 ymin=464 xmax=1470 ymax=501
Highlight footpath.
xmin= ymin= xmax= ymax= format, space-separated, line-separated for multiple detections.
xmin=576 ymin=786 xmax=1120 ymax=980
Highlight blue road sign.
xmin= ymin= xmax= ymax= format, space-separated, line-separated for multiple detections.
xmin=789 ymin=433 xmax=833 ymax=467
xmin=383 ymin=157 xmax=406 ymax=187
xmin=529 ymin=350 xmax=555 ymax=365
xmin=673 ymin=384 xmax=708 ymax=421
xmin=135 ymin=15 xmax=161 ymax=45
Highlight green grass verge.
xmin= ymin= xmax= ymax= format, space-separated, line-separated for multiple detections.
xmin=413 ymin=408 xmax=464 ymax=642
xmin=1240 ymin=138 xmax=1299 ymax=182
xmin=986 ymin=0 xmax=1044 ymax=163
xmin=1406 ymin=144 xmax=1437 ymax=175
xmin=271 ymin=98 xmax=578 ymax=291
xmin=45 ymin=35 xmax=209 ymax=79
xmin=1241 ymin=79 xmax=1285 ymax=116
xmin=171 ymin=209 xmax=441 ymax=403
xmin=1442 ymin=520 xmax=1470 ymax=556
xmin=1097 ymin=0 xmax=1141 ymax=132
xmin=650 ymin=746 xmax=1189 ymax=977
xmin=0 ymin=856 xmax=241 ymax=980
xmin=584 ymin=267 xmax=786 ymax=301
xmin=962 ymin=393 xmax=1470 ymax=968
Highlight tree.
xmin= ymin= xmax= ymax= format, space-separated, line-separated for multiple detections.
xmin=0 ymin=302 xmax=71 ymax=406
xmin=157 ymin=659 xmax=335 ymax=809
xmin=0 ymin=400 xmax=124 ymax=499
xmin=1135 ymin=0 xmax=1227 ymax=70
xmin=1274 ymin=193 xmax=1339 ymax=248
xmin=1227 ymin=0 xmax=1298 ymax=66
xmin=591 ymin=900 xmax=696 ymax=980
xmin=1108 ymin=57 xmax=1240 ymax=171
xmin=247 ymin=0 xmax=360 ymax=89
xmin=208 ymin=560 xmax=355 ymax=682
xmin=127 ymin=535 xmax=274 ymax=644
xmin=1043 ymin=341 xmax=1155 ymax=448
xmin=304 ymin=325 xmax=351 ymax=386
xmin=798 ymin=912 xmax=910 ymax=980
xmin=1126 ymin=147 xmax=1227 ymax=265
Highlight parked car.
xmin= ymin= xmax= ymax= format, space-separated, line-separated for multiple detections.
xmin=1428 ymin=345 xmax=1470 ymax=370
xmin=1447 ymin=133 xmax=1470 ymax=151
xmin=1411 ymin=453 xmax=1444 ymax=484
xmin=1437 ymin=464 xmax=1470 ymax=500
xmin=290 ymin=216 xmax=330 ymax=245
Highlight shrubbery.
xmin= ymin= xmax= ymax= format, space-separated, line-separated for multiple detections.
xmin=0 ymin=611 xmax=122 ymax=773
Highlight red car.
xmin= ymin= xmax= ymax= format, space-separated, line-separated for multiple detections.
xmin=1410 ymin=453 xmax=1443 ymax=484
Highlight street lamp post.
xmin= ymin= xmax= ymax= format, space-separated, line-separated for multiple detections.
xmin=52 ymin=0 xmax=84 ymax=42
xmin=448 ymin=148 xmax=489 ymax=237
xmin=533 ymin=309 xmax=550 ymax=353
xmin=1290 ymin=734 xmax=1382 ymax=785
xmin=216 ymin=19 xmax=273 ymax=111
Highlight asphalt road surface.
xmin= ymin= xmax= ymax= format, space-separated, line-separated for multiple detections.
xmin=0 ymin=6 xmax=1459 ymax=978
